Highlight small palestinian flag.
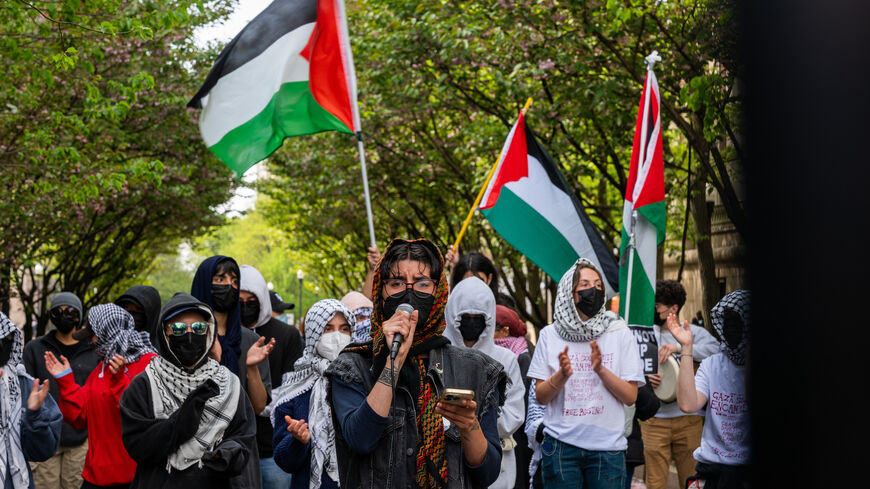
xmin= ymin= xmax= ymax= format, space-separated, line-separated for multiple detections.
xmin=480 ymin=111 xmax=619 ymax=296
xmin=188 ymin=0 xmax=358 ymax=176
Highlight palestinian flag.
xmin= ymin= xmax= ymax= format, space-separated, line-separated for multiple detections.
xmin=480 ymin=111 xmax=619 ymax=296
xmin=188 ymin=0 xmax=358 ymax=176
xmin=618 ymin=62 xmax=666 ymax=326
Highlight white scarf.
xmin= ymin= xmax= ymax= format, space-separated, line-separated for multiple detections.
xmin=553 ymin=259 xmax=620 ymax=342
xmin=1 ymin=312 xmax=29 ymax=489
xmin=145 ymin=356 xmax=240 ymax=472
xmin=268 ymin=299 xmax=354 ymax=489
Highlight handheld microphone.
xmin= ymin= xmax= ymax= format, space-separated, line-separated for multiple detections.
xmin=391 ymin=303 xmax=415 ymax=362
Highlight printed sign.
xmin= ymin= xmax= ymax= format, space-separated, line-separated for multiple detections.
xmin=629 ymin=325 xmax=658 ymax=375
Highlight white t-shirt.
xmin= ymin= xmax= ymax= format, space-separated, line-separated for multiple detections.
xmin=527 ymin=325 xmax=645 ymax=451
xmin=693 ymin=353 xmax=750 ymax=465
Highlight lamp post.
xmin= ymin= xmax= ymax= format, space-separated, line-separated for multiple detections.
xmin=297 ymin=269 xmax=305 ymax=318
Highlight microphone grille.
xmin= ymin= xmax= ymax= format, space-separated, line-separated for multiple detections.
xmin=396 ymin=303 xmax=415 ymax=315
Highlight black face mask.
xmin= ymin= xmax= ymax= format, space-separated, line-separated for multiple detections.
xmin=721 ymin=309 xmax=744 ymax=349
xmin=128 ymin=310 xmax=148 ymax=332
xmin=0 ymin=335 xmax=14 ymax=366
xmin=652 ymin=312 xmax=666 ymax=327
xmin=458 ymin=315 xmax=487 ymax=342
xmin=50 ymin=308 xmax=79 ymax=334
xmin=168 ymin=332 xmax=209 ymax=368
xmin=575 ymin=287 xmax=605 ymax=318
xmin=211 ymin=284 xmax=239 ymax=313
xmin=240 ymin=303 xmax=260 ymax=327
xmin=383 ymin=289 xmax=435 ymax=330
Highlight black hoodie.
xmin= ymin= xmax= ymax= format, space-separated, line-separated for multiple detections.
xmin=115 ymin=285 xmax=162 ymax=346
xmin=119 ymin=293 xmax=261 ymax=489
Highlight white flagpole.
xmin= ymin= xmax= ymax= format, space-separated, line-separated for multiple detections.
xmin=336 ymin=0 xmax=377 ymax=248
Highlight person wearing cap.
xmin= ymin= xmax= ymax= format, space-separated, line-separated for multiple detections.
xmin=239 ymin=266 xmax=304 ymax=489
xmin=114 ymin=285 xmax=162 ymax=346
xmin=120 ymin=292 xmax=259 ymax=488
xmin=340 ymin=291 xmax=374 ymax=344
xmin=22 ymin=292 xmax=99 ymax=489
xmin=43 ymin=304 xmax=157 ymax=489
xmin=642 ymin=280 xmax=720 ymax=489
xmin=269 ymin=290 xmax=295 ymax=324
xmin=2 ymin=311 xmax=64 ymax=489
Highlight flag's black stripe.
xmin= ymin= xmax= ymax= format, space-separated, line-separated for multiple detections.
xmin=524 ymin=123 xmax=620 ymax=290
xmin=644 ymin=87 xmax=656 ymax=158
xmin=188 ymin=0 xmax=317 ymax=108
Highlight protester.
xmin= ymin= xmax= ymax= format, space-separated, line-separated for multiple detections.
xmin=524 ymin=382 xmax=546 ymax=489
xmin=669 ymin=290 xmax=750 ymax=489
xmin=240 ymin=265 xmax=304 ymax=489
xmin=444 ymin=277 xmax=525 ymax=489
xmin=2 ymin=311 xmax=63 ymax=489
xmin=270 ymin=290 xmax=295 ymax=324
xmin=270 ymin=299 xmax=355 ymax=489
xmin=190 ymin=255 xmax=274 ymax=415
xmin=326 ymin=238 xmax=506 ymax=489
xmin=119 ymin=292 xmax=259 ymax=488
xmin=23 ymin=292 xmax=99 ymax=489
xmin=114 ymin=285 xmax=162 ymax=345
xmin=493 ymin=304 xmax=534 ymax=489
xmin=625 ymin=383 xmax=660 ymax=489
xmin=527 ymin=258 xmax=644 ymax=489
xmin=340 ymin=290 xmax=374 ymax=344
xmin=643 ymin=280 xmax=721 ymax=489
xmin=44 ymin=303 xmax=157 ymax=489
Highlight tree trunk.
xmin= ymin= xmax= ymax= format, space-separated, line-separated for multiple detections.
xmin=1 ymin=260 xmax=11 ymax=316
xmin=690 ymin=163 xmax=720 ymax=333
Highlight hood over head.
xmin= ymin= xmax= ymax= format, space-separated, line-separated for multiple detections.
xmin=157 ymin=292 xmax=217 ymax=371
xmin=341 ymin=291 xmax=373 ymax=312
xmin=239 ymin=265 xmax=273 ymax=328
xmin=49 ymin=292 xmax=84 ymax=327
xmin=711 ymin=289 xmax=750 ymax=366
xmin=443 ymin=277 xmax=499 ymax=355
xmin=115 ymin=284 xmax=161 ymax=339
xmin=191 ymin=255 xmax=241 ymax=375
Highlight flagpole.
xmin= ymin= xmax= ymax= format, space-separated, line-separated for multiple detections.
xmin=356 ymin=133 xmax=377 ymax=249
xmin=452 ymin=97 xmax=533 ymax=253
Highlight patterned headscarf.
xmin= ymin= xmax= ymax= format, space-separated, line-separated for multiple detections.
xmin=553 ymin=258 xmax=618 ymax=342
xmin=710 ymin=289 xmax=751 ymax=366
xmin=345 ymin=238 xmax=451 ymax=488
xmin=269 ymin=299 xmax=354 ymax=489
xmin=341 ymin=290 xmax=374 ymax=344
xmin=1 ymin=312 xmax=30 ymax=488
xmin=89 ymin=303 xmax=156 ymax=376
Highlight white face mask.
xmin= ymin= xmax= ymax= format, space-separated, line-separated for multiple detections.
xmin=316 ymin=331 xmax=352 ymax=362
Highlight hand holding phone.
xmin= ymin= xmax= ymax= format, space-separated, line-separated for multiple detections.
xmin=438 ymin=388 xmax=474 ymax=406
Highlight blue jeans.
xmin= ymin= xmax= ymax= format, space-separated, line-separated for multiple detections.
xmin=540 ymin=435 xmax=626 ymax=489
xmin=260 ymin=456 xmax=292 ymax=489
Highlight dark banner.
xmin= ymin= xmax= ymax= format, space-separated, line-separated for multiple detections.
xmin=629 ymin=325 xmax=658 ymax=375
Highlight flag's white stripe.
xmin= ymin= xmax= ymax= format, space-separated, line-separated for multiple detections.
xmin=632 ymin=70 xmax=660 ymax=206
xmin=504 ymin=154 xmax=616 ymax=297
xmin=634 ymin=213 xmax=658 ymax=289
xmin=480 ymin=117 xmax=520 ymax=208
xmin=335 ymin=0 xmax=360 ymax=133
xmin=199 ymin=23 xmax=315 ymax=147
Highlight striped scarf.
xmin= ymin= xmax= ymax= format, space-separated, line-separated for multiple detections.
xmin=345 ymin=238 xmax=450 ymax=488
xmin=89 ymin=303 xmax=155 ymax=377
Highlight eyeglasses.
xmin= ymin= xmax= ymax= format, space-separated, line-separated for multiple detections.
xmin=383 ymin=278 xmax=435 ymax=296
xmin=50 ymin=308 xmax=79 ymax=320
xmin=166 ymin=321 xmax=208 ymax=336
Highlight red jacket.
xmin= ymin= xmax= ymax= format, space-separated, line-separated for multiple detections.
xmin=56 ymin=353 xmax=156 ymax=486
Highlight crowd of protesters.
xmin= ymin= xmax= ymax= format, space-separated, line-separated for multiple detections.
xmin=1 ymin=238 xmax=750 ymax=489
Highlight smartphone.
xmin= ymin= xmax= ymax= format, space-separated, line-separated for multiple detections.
xmin=438 ymin=388 xmax=475 ymax=405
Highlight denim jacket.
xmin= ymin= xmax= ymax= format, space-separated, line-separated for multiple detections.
xmin=327 ymin=344 xmax=507 ymax=489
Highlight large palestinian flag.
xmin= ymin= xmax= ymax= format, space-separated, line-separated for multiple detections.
xmin=480 ymin=111 xmax=619 ymax=296
xmin=188 ymin=0 xmax=358 ymax=176
xmin=618 ymin=63 xmax=666 ymax=326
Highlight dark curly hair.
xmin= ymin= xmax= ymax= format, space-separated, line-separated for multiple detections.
xmin=655 ymin=279 xmax=687 ymax=312
xmin=449 ymin=251 xmax=500 ymax=298
xmin=379 ymin=240 xmax=442 ymax=282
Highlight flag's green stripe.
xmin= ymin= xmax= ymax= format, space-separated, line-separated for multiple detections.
xmin=482 ymin=187 xmax=579 ymax=281
xmin=618 ymin=242 xmax=656 ymax=326
xmin=209 ymin=81 xmax=352 ymax=176
xmin=636 ymin=200 xmax=667 ymax=244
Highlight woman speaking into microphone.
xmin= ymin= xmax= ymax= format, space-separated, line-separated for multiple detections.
xmin=327 ymin=238 xmax=506 ymax=489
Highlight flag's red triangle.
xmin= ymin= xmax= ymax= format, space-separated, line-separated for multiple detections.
xmin=481 ymin=112 xmax=529 ymax=209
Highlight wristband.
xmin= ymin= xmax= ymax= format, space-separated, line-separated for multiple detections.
xmin=54 ymin=368 xmax=72 ymax=379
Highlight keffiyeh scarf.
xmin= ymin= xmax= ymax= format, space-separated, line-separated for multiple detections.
xmin=1 ymin=312 xmax=29 ymax=489
xmin=552 ymin=259 xmax=613 ymax=342
xmin=711 ymin=289 xmax=751 ymax=366
xmin=494 ymin=336 xmax=528 ymax=356
xmin=89 ymin=303 xmax=155 ymax=377
xmin=351 ymin=307 xmax=372 ymax=344
xmin=269 ymin=299 xmax=354 ymax=489
xmin=145 ymin=356 xmax=239 ymax=471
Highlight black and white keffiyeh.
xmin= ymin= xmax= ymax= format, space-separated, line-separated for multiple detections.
xmin=553 ymin=258 xmax=621 ymax=342
xmin=89 ymin=303 xmax=155 ymax=375
xmin=145 ymin=356 xmax=240 ymax=471
xmin=268 ymin=299 xmax=354 ymax=489
xmin=1 ymin=312 xmax=30 ymax=489
xmin=711 ymin=289 xmax=751 ymax=366
xmin=351 ymin=307 xmax=372 ymax=343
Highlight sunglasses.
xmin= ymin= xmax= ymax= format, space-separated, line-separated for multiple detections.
xmin=166 ymin=321 xmax=208 ymax=336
